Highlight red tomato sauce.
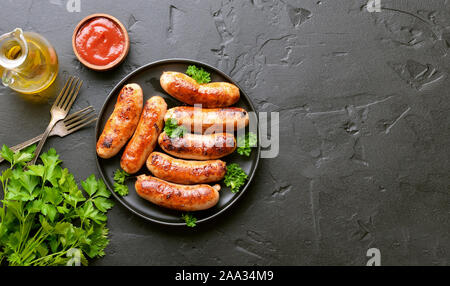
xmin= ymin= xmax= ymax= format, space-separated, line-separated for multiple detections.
xmin=75 ymin=17 xmax=125 ymax=66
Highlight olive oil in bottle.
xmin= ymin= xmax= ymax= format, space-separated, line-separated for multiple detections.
xmin=0 ymin=28 xmax=58 ymax=94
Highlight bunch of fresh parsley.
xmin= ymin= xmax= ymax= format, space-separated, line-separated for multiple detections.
xmin=0 ymin=145 xmax=113 ymax=266
xmin=186 ymin=65 xmax=211 ymax=84
xmin=164 ymin=118 xmax=187 ymax=138
xmin=236 ymin=132 xmax=257 ymax=157
xmin=224 ymin=163 xmax=248 ymax=193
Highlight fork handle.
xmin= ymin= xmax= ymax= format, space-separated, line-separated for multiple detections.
xmin=12 ymin=133 xmax=45 ymax=152
xmin=0 ymin=134 xmax=44 ymax=163
xmin=29 ymin=118 xmax=58 ymax=165
xmin=0 ymin=133 xmax=46 ymax=164
xmin=0 ymin=125 xmax=62 ymax=163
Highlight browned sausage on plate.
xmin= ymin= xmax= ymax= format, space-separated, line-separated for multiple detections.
xmin=160 ymin=71 xmax=240 ymax=108
xmin=164 ymin=106 xmax=249 ymax=133
xmin=120 ymin=96 xmax=167 ymax=174
xmin=158 ymin=131 xmax=236 ymax=160
xmin=96 ymin=83 xmax=143 ymax=159
xmin=146 ymin=152 xmax=226 ymax=184
xmin=135 ymin=175 xmax=220 ymax=211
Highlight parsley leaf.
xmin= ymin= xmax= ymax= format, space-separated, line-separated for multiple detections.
xmin=43 ymin=187 xmax=63 ymax=206
xmin=27 ymin=165 xmax=45 ymax=177
xmin=186 ymin=65 xmax=211 ymax=84
xmin=82 ymin=225 xmax=109 ymax=258
xmin=93 ymin=197 xmax=114 ymax=213
xmin=164 ymin=118 xmax=187 ymax=138
xmin=96 ymin=179 xmax=111 ymax=198
xmin=236 ymin=132 xmax=257 ymax=157
xmin=41 ymin=203 xmax=58 ymax=222
xmin=77 ymin=201 xmax=106 ymax=224
xmin=40 ymin=148 xmax=61 ymax=167
xmin=224 ymin=163 xmax=248 ymax=193
xmin=1 ymin=145 xmax=14 ymax=165
xmin=81 ymin=174 xmax=98 ymax=197
xmin=13 ymin=150 xmax=34 ymax=165
xmin=40 ymin=148 xmax=62 ymax=186
xmin=182 ymin=213 xmax=197 ymax=227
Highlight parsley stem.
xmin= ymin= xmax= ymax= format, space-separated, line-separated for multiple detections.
xmin=0 ymin=176 xmax=9 ymax=222
xmin=29 ymin=248 xmax=66 ymax=265
xmin=0 ymin=176 xmax=9 ymax=260
xmin=17 ymin=229 xmax=48 ymax=265
xmin=31 ymin=238 xmax=81 ymax=266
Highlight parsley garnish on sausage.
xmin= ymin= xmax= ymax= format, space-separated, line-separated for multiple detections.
xmin=186 ymin=65 xmax=211 ymax=84
xmin=113 ymin=169 xmax=130 ymax=196
xmin=224 ymin=163 xmax=248 ymax=193
xmin=164 ymin=118 xmax=187 ymax=138
xmin=236 ymin=132 xmax=257 ymax=157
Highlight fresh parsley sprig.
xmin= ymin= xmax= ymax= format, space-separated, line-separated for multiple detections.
xmin=164 ymin=118 xmax=187 ymax=138
xmin=182 ymin=213 xmax=197 ymax=227
xmin=114 ymin=169 xmax=129 ymax=184
xmin=186 ymin=65 xmax=211 ymax=84
xmin=224 ymin=163 xmax=248 ymax=193
xmin=236 ymin=132 xmax=257 ymax=157
xmin=113 ymin=169 xmax=130 ymax=196
xmin=0 ymin=145 xmax=114 ymax=266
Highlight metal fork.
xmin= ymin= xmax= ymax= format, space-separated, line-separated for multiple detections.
xmin=0 ymin=106 xmax=97 ymax=163
xmin=29 ymin=76 xmax=83 ymax=165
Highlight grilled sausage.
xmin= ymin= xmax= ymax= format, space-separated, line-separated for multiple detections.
xmin=96 ymin=83 xmax=143 ymax=159
xmin=120 ymin=96 xmax=167 ymax=174
xmin=158 ymin=131 xmax=236 ymax=160
xmin=165 ymin=106 xmax=249 ymax=133
xmin=146 ymin=152 xmax=226 ymax=184
xmin=135 ymin=175 xmax=220 ymax=211
xmin=160 ymin=71 xmax=240 ymax=107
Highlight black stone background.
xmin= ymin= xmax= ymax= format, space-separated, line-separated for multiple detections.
xmin=0 ymin=0 xmax=449 ymax=266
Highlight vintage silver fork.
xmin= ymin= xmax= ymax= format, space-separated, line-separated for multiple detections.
xmin=0 ymin=106 xmax=97 ymax=163
xmin=29 ymin=76 xmax=83 ymax=165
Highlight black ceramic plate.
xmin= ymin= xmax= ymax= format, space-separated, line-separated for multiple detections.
xmin=95 ymin=59 xmax=260 ymax=226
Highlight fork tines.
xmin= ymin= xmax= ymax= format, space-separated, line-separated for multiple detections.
xmin=64 ymin=106 xmax=97 ymax=132
xmin=53 ymin=76 xmax=83 ymax=112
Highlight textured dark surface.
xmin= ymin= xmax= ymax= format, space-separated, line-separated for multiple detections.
xmin=0 ymin=0 xmax=449 ymax=266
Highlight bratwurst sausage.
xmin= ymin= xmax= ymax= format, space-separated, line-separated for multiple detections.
xmin=160 ymin=71 xmax=240 ymax=108
xmin=135 ymin=175 xmax=220 ymax=211
xmin=158 ymin=131 xmax=236 ymax=160
xmin=120 ymin=96 xmax=167 ymax=174
xmin=164 ymin=106 xmax=249 ymax=133
xmin=146 ymin=152 xmax=226 ymax=184
xmin=96 ymin=83 xmax=143 ymax=159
